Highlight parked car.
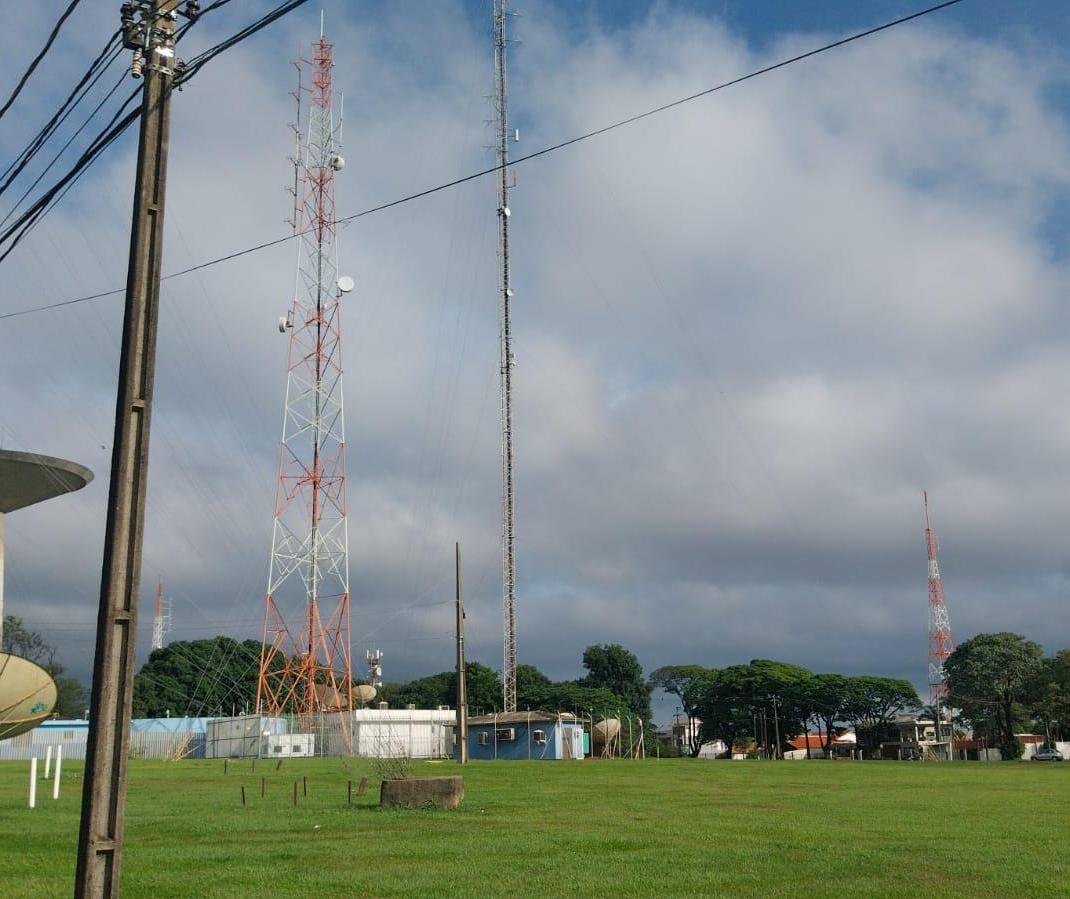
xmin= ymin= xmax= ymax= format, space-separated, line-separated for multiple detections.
xmin=1032 ymin=748 xmax=1065 ymax=761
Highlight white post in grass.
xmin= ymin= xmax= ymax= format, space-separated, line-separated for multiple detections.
xmin=53 ymin=746 xmax=63 ymax=799
xmin=29 ymin=758 xmax=37 ymax=808
xmin=45 ymin=745 xmax=53 ymax=779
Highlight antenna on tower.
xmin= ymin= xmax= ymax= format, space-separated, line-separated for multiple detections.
xmin=150 ymin=577 xmax=172 ymax=651
xmin=493 ymin=0 xmax=518 ymax=714
xmin=257 ymin=26 xmax=354 ymax=722
xmin=924 ymin=491 xmax=955 ymax=756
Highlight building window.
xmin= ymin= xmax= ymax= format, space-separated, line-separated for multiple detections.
xmin=496 ymin=728 xmax=516 ymax=741
xmin=533 ymin=729 xmax=547 ymax=745
xmin=478 ymin=732 xmax=489 ymax=746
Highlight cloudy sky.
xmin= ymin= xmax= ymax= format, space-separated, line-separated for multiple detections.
xmin=2 ymin=1 xmax=1069 ymax=722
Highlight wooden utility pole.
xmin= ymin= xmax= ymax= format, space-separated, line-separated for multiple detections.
xmin=76 ymin=3 xmax=191 ymax=895
xmin=455 ymin=542 xmax=468 ymax=764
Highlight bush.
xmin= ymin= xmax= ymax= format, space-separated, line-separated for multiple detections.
xmin=999 ymin=738 xmax=1024 ymax=761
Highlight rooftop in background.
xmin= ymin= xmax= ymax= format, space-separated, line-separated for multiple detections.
xmin=469 ymin=711 xmax=578 ymax=725
xmin=0 ymin=450 xmax=93 ymax=513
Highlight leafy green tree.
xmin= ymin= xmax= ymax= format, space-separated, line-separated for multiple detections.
xmin=945 ymin=632 xmax=1043 ymax=746
xmin=524 ymin=681 xmax=624 ymax=716
xmin=380 ymin=662 xmax=503 ymax=713
xmin=690 ymin=664 xmax=755 ymax=758
xmin=132 ymin=637 xmax=264 ymax=717
xmin=650 ymin=664 xmax=714 ymax=757
xmin=1028 ymin=650 xmax=1070 ymax=742
xmin=581 ymin=644 xmax=652 ymax=723
xmin=841 ymin=675 xmax=919 ymax=753
xmin=746 ymin=659 xmax=814 ymax=756
xmin=516 ymin=663 xmax=552 ymax=708
xmin=810 ymin=673 xmax=851 ymax=754
xmin=2 ymin=614 xmax=89 ymax=717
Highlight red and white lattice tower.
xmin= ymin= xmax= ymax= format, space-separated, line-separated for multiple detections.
xmin=924 ymin=491 xmax=954 ymax=706
xmin=256 ymin=29 xmax=353 ymax=718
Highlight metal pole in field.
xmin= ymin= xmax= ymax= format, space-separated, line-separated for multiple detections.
xmin=45 ymin=745 xmax=53 ymax=779
xmin=455 ymin=541 xmax=468 ymax=764
xmin=53 ymin=745 xmax=62 ymax=799
xmin=29 ymin=757 xmax=37 ymax=808
xmin=76 ymin=3 xmax=192 ymax=895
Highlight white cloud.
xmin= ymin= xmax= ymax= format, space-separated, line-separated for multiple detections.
xmin=2 ymin=3 xmax=1069 ymax=712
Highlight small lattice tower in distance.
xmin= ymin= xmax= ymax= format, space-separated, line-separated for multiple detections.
xmin=924 ymin=491 xmax=955 ymax=706
xmin=256 ymin=27 xmax=353 ymax=718
xmin=150 ymin=577 xmax=171 ymax=652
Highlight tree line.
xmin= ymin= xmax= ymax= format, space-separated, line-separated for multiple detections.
xmin=651 ymin=661 xmax=918 ymax=758
xmin=130 ymin=638 xmax=654 ymax=724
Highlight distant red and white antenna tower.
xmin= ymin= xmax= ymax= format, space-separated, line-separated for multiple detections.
xmin=924 ymin=491 xmax=954 ymax=705
xmin=150 ymin=577 xmax=171 ymax=651
xmin=256 ymin=24 xmax=353 ymax=718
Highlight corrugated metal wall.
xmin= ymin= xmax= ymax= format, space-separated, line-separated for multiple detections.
xmin=0 ymin=731 xmax=205 ymax=761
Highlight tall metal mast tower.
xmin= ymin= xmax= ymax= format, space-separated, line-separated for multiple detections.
xmin=924 ymin=492 xmax=955 ymax=711
xmin=493 ymin=0 xmax=518 ymax=713
xmin=150 ymin=577 xmax=171 ymax=651
xmin=257 ymin=26 xmax=353 ymax=718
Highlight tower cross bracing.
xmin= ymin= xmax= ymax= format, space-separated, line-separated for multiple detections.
xmin=257 ymin=32 xmax=352 ymax=719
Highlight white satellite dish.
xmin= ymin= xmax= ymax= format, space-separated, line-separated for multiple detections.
xmin=278 ymin=316 xmax=288 ymax=333
xmin=501 ymin=206 xmax=511 ymax=217
xmin=337 ymin=275 xmax=355 ymax=294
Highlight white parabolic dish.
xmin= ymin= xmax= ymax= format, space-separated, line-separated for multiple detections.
xmin=0 ymin=652 xmax=58 ymax=740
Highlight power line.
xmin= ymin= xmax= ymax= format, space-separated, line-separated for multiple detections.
xmin=0 ymin=36 xmax=122 ymax=195
xmin=0 ymin=0 xmax=86 ymax=121
xmin=0 ymin=0 xmax=311 ymax=266
xmin=0 ymin=0 xmax=964 ymax=320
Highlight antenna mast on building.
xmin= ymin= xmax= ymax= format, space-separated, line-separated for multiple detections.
xmin=493 ymin=0 xmax=518 ymax=714
xmin=924 ymin=492 xmax=955 ymax=710
xmin=150 ymin=577 xmax=171 ymax=651
xmin=257 ymin=27 xmax=353 ymax=718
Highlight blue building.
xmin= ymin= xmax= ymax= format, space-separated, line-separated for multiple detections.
xmin=467 ymin=712 xmax=584 ymax=760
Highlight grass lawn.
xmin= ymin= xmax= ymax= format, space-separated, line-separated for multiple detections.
xmin=0 ymin=757 xmax=1067 ymax=897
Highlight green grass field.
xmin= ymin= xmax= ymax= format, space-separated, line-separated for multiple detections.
xmin=1 ymin=758 xmax=1066 ymax=897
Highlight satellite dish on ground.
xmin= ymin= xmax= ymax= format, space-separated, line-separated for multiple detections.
xmin=337 ymin=276 xmax=355 ymax=294
xmin=0 ymin=653 xmax=58 ymax=740
xmin=592 ymin=717 xmax=621 ymax=748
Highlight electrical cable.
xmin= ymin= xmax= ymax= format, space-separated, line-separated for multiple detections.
xmin=0 ymin=36 xmax=122 ymax=193
xmin=0 ymin=0 xmax=965 ymax=320
xmin=0 ymin=0 xmax=312 ymax=265
xmin=0 ymin=72 xmax=128 ymax=229
xmin=0 ymin=0 xmax=86 ymax=121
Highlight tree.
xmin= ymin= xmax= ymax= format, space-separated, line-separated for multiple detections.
xmin=690 ymin=664 xmax=754 ymax=758
xmin=745 ymin=659 xmax=814 ymax=757
xmin=810 ymin=673 xmax=851 ymax=754
xmin=1028 ymin=650 xmax=1070 ymax=743
xmin=3 ymin=614 xmax=88 ymax=717
xmin=945 ymin=633 xmax=1043 ymax=746
xmin=841 ymin=675 xmax=919 ymax=754
xmin=131 ymin=637 xmax=263 ymax=717
xmin=2 ymin=614 xmax=56 ymax=667
xmin=649 ymin=664 xmax=714 ymax=757
xmin=380 ymin=662 xmax=503 ymax=714
xmin=516 ymin=663 xmax=552 ymax=708
xmin=581 ymin=644 xmax=652 ymax=723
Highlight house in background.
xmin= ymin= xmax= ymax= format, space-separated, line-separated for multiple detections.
xmin=784 ymin=731 xmax=857 ymax=760
xmin=467 ymin=712 xmax=585 ymax=760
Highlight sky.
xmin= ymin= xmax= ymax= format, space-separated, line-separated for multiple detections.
xmin=1 ymin=1 xmax=1069 ymax=724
